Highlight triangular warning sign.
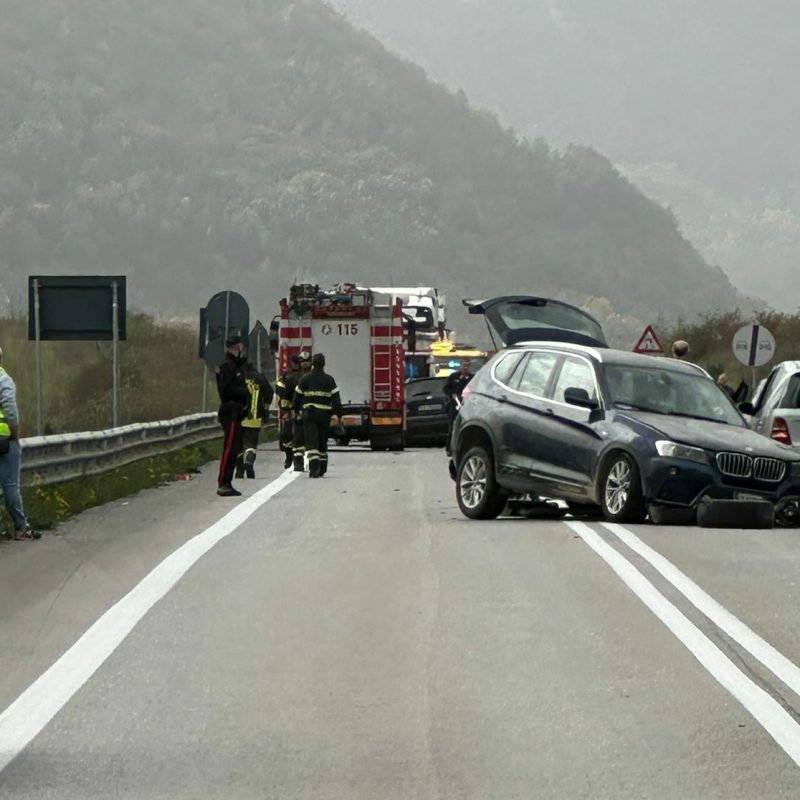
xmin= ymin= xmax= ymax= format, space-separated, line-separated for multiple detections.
xmin=633 ymin=325 xmax=665 ymax=355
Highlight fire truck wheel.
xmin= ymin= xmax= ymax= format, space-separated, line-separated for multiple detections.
xmin=370 ymin=433 xmax=404 ymax=452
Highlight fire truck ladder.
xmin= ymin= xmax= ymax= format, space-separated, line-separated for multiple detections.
xmin=372 ymin=343 xmax=393 ymax=403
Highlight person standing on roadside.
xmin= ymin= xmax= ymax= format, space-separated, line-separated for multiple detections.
xmin=294 ymin=353 xmax=342 ymax=478
xmin=215 ymin=336 xmax=251 ymax=497
xmin=0 ymin=347 xmax=40 ymax=540
xmin=671 ymin=340 xmax=690 ymax=360
xmin=444 ymin=359 xmax=474 ymax=457
xmin=235 ymin=360 xmax=274 ymax=480
xmin=718 ymin=373 xmax=735 ymax=398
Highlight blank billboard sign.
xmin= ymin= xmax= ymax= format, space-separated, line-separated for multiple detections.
xmin=28 ymin=276 xmax=127 ymax=341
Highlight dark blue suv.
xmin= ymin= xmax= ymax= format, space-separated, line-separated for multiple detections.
xmin=450 ymin=297 xmax=800 ymax=525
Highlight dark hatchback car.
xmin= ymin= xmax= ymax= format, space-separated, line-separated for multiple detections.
xmin=450 ymin=297 xmax=800 ymax=525
xmin=405 ymin=377 xmax=449 ymax=446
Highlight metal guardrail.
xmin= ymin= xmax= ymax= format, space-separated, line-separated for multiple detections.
xmin=20 ymin=413 xmax=222 ymax=487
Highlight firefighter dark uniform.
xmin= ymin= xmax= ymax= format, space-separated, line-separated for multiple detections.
xmin=235 ymin=364 xmax=274 ymax=479
xmin=294 ymin=354 xmax=342 ymax=478
xmin=290 ymin=351 xmax=312 ymax=471
xmin=216 ymin=340 xmax=251 ymax=495
xmin=276 ymin=359 xmax=302 ymax=469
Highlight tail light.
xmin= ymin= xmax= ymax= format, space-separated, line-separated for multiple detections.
xmin=772 ymin=417 xmax=792 ymax=446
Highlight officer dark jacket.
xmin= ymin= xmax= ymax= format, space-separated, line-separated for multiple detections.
xmin=216 ymin=353 xmax=251 ymax=423
xmin=444 ymin=371 xmax=473 ymax=411
xmin=295 ymin=369 xmax=343 ymax=417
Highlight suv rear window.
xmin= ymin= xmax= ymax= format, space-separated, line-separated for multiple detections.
xmin=492 ymin=351 xmax=525 ymax=386
xmin=515 ymin=352 xmax=559 ymax=396
xmin=782 ymin=374 xmax=800 ymax=409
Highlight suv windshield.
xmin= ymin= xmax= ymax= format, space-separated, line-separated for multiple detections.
xmin=605 ymin=365 xmax=744 ymax=426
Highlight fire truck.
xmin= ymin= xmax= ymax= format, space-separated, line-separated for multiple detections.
xmin=271 ymin=283 xmax=406 ymax=451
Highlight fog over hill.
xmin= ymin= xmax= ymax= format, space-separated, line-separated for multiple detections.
xmin=1 ymin=0 xmax=745 ymax=344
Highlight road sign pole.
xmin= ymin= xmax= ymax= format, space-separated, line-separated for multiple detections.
xmin=112 ymin=280 xmax=119 ymax=428
xmin=33 ymin=278 xmax=43 ymax=436
xmin=224 ymin=291 xmax=231 ymax=345
xmin=201 ymin=315 xmax=210 ymax=412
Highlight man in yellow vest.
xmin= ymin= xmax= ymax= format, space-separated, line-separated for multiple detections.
xmin=0 ymin=348 xmax=40 ymax=540
xmin=235 ymin=360 xmax=274 ymax=480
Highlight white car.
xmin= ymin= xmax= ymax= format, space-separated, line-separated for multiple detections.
xmin=743 ymin=361 xmax=800 ymax=452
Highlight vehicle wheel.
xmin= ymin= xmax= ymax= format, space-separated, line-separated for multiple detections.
xmin=456 ymin=446 xmax=507 ymax=520
xmin=776 ymin=496 xmax=800 ymax=528
xmin=370 ymin=433 xmax=404 ymax=452
xmin=567 ymin=502 xmax=604 ymax=520
xmin=600 ymin=453 xmax=647 ymax=523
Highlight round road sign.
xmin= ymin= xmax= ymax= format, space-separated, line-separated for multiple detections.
xmin=732 ymin=323 xmax=775 ymax=368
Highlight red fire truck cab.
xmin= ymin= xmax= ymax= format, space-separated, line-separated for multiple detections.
xmin=272 ymin=283 xmax=405 ymax=451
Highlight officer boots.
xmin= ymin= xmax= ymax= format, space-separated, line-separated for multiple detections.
xmin=309 ymin=460 xmax=321 ymax=479
xmin=283 ymin=450 xmax=293 ymax=470
xmin=293 ymin=454 xmax=305 ymax=472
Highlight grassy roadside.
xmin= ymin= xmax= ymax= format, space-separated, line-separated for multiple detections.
xmin=5 ymin=438 xmax=224 ymax=533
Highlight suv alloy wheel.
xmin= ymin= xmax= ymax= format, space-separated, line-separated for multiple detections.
xmin=456 ymin=446 xmax=507 ymax=520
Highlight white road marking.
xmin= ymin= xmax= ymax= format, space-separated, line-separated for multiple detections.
xmin=0 ymin=469 xmax=299 ymax=774
xmin=566 ymin=520 xmax=800 ymax=768
xmin=604 ymin=522 xmax=800 ymax=698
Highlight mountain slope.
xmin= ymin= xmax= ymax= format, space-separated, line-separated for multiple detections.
xmin=0 ymin=0 xmax=743 ymax=334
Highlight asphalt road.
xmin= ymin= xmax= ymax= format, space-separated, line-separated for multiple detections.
xmin=1 ymin=443 xmax=800 ymax=798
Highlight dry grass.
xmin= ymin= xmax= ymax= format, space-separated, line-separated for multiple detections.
xmin=0 ymin=313 xmax=214 ymax=435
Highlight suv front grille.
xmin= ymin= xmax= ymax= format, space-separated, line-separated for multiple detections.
xmin=716 ymin=452 xmax=786 ymax=482
xmin=753 ymin=457 xmax=786 ymax=482
xmin=716 ymin=452 xmax=752 ymax=478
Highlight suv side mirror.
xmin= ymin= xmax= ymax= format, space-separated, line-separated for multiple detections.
xmin=738 ymin=401 xmax=755 ymax=416
xmin=564 ymin=387 xmax=599 ymax=410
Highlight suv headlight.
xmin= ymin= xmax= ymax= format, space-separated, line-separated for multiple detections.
xmin=655 ymin=440 xmax=708 ymax=465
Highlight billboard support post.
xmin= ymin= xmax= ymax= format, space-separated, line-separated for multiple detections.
xmin=33 ymin=278 xmax=43 ymax=436
xmin=202 ymin=315 xmax=210 ymax=413
xmin=112 ymin=280 xmax=120 ymax=428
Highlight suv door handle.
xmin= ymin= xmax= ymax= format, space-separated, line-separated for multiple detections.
xmin=545 ymin=408 xmax=555 ymax=415
xmin=498 ymin=394 xmax=509 ymax=404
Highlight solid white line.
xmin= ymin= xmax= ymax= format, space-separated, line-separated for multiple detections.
xmin=565 ymin=520 xmax=800 ymax=767
xmin=603 ymin=522 xmax=800 ymax=698
xmin=0 ymin=468 xmax=299 ymax=774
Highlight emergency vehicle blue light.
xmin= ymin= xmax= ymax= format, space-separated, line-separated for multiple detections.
xmin=448 ymin=360 xmax=461 ymax=368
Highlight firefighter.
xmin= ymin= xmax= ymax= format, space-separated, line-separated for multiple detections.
xmin=291 ymin=350 xmax=313 ymax=471
xmin=295 ymin=352 xmax=342 ymax=478
xmin=276 ymin=354 xmax=302 ymax=469
xmin=235 ymin=361 xmax=274 ymax=480
xmin=215 ymin=336 xmax=251 ymax=497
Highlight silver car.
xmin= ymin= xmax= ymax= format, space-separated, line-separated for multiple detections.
xmin=744 ymin=361 xmax=800 ymax=451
